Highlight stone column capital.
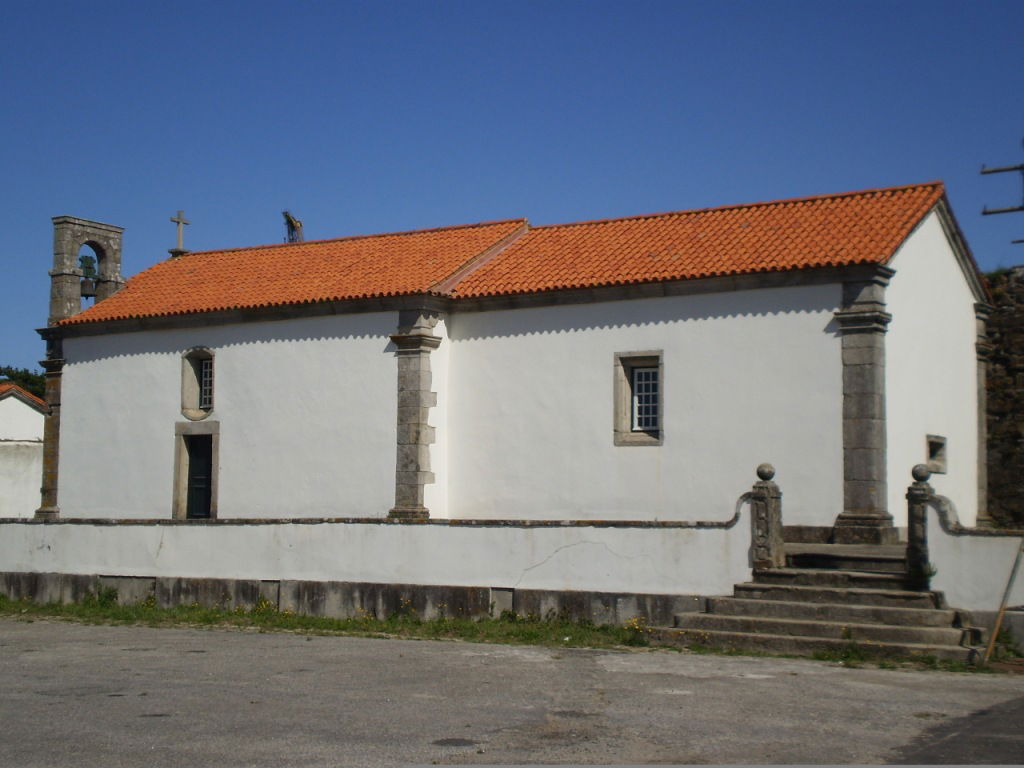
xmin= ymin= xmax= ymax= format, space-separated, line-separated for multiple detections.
xmin=390 ymin=331 xmax=442 ymax=351
xmin=834 ymin=308 xmax=893 ymax=335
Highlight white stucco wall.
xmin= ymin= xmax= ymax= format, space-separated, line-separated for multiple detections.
xmin=445 ymin=285 xmax=844 ymax=524
xmin=0 ymin=443 xmax=43 ymax=517
xmin=59 ymin=313 xmax=398 ymax=519
xmin=927 ymin=511 xmax=1024 ymax=611
xmin=0 ymin=517 xmax=753 ymax=597
xmin=0 ymin=396 xmax=44 ymax=441
xmin=885 ymin=211 xmax=980 ymax=525
xmin=0 ymin=396 xmax=44 ymax=517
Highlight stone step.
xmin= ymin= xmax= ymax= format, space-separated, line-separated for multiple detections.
xmin=706 ymin=597 xmax=961 ymax=627
xmin=753 ymin=568 xmax=909 ymax=590
xmin=649 ymin=627 xmax=977 ymax=663
xmin=672 ymin=612 xmax=975 ymax=646
xmin=784 ymin=543 xmax=907 ymax=574
xmin=782 ymin=525 xmax=832 ymax=544
xmin=734 ymin=582 xmax=941 ymax=609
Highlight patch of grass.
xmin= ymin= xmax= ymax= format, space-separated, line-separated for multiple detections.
xmin=0 ymin=594 xmax=1007 ymax=672
xmin=811 ymin=643 xmax=869 ymax=667
xmin=0 ymin=594 xmax=659 ymax=651
xmin=660 ymin=641 xmax=772 ymax=658
xmin=809 ymin=643 xmax=995 ymax=673
xmin=994 ymin=627 xmax=1023 ymax=659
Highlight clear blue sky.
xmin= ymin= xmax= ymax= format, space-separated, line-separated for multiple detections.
xmin=2 ymin=0 xmax=1022 ymax=370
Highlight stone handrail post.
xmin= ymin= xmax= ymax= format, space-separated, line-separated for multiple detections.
xmin=750 ymin=463 xmax=785 ymax=570
xmin=906 ymin=464 xmax=934 ymax=591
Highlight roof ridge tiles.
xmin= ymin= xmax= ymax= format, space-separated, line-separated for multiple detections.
xmin=178 ymin=217 xmax=530 ymax=258
xmin=527 ymin=182 xmax=944 ymax=232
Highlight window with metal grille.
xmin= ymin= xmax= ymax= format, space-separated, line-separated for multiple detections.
xmin=181 ymin=347 xmax=214 ymax=421
xmin=613 ymin=351 xmax=663 ymax=446
xmin=631 ymin=366 xmax=659 ymax=431
xmin=199 ymin=358 xmax=214 ymax=410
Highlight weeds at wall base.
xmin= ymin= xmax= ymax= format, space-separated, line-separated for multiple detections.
xmin=0 ymin=593 xmax=1011 ymax=672
xmin=0 ymin=593 xmax=652 ymax=650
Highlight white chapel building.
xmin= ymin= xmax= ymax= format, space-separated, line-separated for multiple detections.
xmin=5 ymin=180 xmax=1015 ymax=626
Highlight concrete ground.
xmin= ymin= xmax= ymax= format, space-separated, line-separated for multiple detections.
xmin=1 ymin=617 xmax=1022 ymax=767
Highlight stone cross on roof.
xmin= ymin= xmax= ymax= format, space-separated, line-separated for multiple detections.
xmin=169 ymin=210 xmax=191 ymax=258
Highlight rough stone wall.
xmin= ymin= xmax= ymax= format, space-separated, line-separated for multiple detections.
xmin=986 ymin=265 xmax=1024 ymax=527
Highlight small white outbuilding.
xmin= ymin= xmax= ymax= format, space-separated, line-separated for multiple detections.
xmin=0 ymin=381 xmax=46 ymax=518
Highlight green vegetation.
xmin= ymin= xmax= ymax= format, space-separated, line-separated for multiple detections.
xmin=995 ymin=627 xmax=1023 ymax=658
xmin=0 ymin=592 xmax=1009 ymax=673
xmin=0 ymin=592 xmax=652 ymax=649
xmin=810 ymin=644 xmax=995 ymax=673
xmin=811 ymin=643 xmax=870 ymax=666
xmin=0 ymin=366 xmax=45 ymax=399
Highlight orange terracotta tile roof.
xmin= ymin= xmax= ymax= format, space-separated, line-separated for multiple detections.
xmin=63 ymin=219 xmax=527 ymax=325
xmin=450 ymin=182 xmax=946 ymax=297
xmin=0 ymin=381 xmax=47 ymax=412
xmin=62 ymin=183 xmax=947 ymax=324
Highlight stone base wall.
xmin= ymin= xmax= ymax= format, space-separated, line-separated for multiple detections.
xmin=0 ymin=572 xmax=702 ymax=627
xmin=986 ymin=266 xmax=1024 ymax=527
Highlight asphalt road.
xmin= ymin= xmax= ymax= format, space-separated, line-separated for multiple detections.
xmin=1 ymin=617 xmax=1022 ymax=767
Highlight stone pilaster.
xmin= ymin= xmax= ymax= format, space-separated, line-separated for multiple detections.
xmin=35 ymin=335 xmax=63 ymax=520
xmin=974 ymin=302 xmax=993 ymax=526
xmin=388 ymin=308 xmax=441 ymax=521
xmin=833 ymin=266 xmax=897 ymax=544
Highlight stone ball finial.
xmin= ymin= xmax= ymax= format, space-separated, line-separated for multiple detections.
xmin=756 ymin=463 xmax=776 ymax=481
xmin=912 ymin=464 xmax=931 ymax=483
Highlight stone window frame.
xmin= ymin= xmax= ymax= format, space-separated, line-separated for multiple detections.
xmin=613 ymin=351 xmax=664 ymax=446
xmin=172 ymin=420 xmax=220 ymax=520
xmin=181 ymin=347 xmax=214 ymax=421
xmin=926 ymin=434 xmax=948 ymax=475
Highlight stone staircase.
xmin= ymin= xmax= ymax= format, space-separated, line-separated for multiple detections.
xmin=653 ymin=540 xmax=984 ymax=662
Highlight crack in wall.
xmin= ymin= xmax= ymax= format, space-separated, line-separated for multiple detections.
xmin=514 ymin=540 xmax=647 ymax=587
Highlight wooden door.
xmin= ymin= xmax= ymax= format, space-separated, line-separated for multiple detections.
xmin=185 ymin=434 xmax=213 ymax=519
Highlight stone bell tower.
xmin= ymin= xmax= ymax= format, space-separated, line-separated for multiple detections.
xmin=48 ymin=216 xmax=125 ymax=325
xmin=36 ymin=216 xmax=125 ymax=519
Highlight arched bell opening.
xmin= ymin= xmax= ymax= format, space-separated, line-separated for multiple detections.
xmin=77 ymin=241 xmax=105 ymax=310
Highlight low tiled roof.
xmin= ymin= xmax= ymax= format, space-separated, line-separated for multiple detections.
xmin=0 ymin=382 xmax=47 ymax=412
xmin=450 ymin=182 xmax=946 ymax=297
xmin=63 ymin=219 xmax=527 ymax=325
xmin=61 ymin=183 xmax=947 ymax=324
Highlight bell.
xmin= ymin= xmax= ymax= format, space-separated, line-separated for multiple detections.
xmin=80 ymin=278 xmax=96 ymax=298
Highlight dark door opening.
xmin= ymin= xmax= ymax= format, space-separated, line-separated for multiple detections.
xmin=184 ymin=434 xmax=213 ymax=519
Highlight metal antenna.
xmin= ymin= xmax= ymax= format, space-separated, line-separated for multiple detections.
xmin=981 ymin=139 xmax=1024 ymax=244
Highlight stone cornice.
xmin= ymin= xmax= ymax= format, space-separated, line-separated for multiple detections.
xmin=51 ymin=216 xmax=124 ymax=234
xmin=0 ymin=514 xmax=743 ymax=530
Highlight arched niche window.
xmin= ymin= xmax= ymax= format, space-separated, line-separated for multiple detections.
xmin=181 ymin=347 xmax=214 ymax=420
